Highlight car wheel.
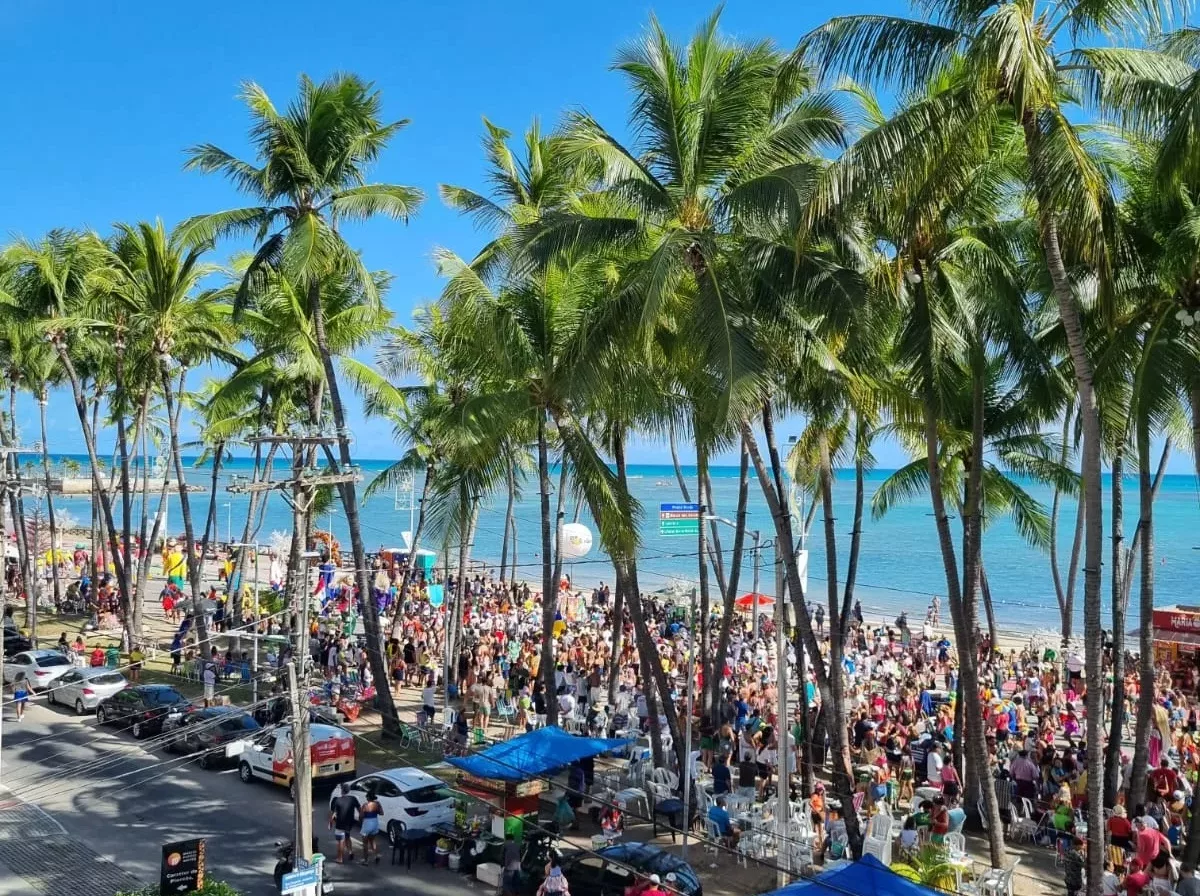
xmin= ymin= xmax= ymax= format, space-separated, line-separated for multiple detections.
xmin=197 ymin=752 xmax=211 ymax=770
xmin=288 ymin=779 xmax=296 ymax=802
xmin=387 ymin=821 xmax=403 ymax=846
xmin=131 ymin=721 xmax=144 ymax=739
xmin=96 ymin=706 xmax=108 ymax=724
xmin=238 ymin=761 xmax=254 ymax=784
xmin=74 ymin=699 xmax=85 ymax=715
xmin=46 ymin=688 xmax=55 ymax=705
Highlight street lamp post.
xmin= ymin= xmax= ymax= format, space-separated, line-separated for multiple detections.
xmin=223 ymin=502 xmax=232 ymax=546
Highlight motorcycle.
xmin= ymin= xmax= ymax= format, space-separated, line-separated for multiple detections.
xmin=273 ymin=839 xmax=331 ymax=894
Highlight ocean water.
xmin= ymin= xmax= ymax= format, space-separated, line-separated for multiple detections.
xmin=26 ymin=454 xmax=1200 ymax=637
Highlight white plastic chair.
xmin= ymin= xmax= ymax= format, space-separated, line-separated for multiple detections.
xmin=944 ymin=832 xmax=967 ymax=861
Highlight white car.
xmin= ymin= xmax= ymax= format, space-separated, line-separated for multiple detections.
xmin=334 ymin=768 xmax=455 ymax=843
xmin=47 ymin=667 xmax=128 ymax=714
xmin=4 ymin=649 xmax=74 ymax=691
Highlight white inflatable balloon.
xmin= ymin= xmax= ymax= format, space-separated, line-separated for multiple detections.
xmin=560 ymin=523 xmax=594 ymax=559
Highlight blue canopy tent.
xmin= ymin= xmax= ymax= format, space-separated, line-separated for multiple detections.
xmin=446 ymin=726 xmax=633 ymax=781
xmin=761 ymin=856 xmax=943 ymax=896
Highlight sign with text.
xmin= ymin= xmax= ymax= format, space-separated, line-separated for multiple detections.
xmin=282 ymin=864 xmax=321 ymax=894
xmin=659 ymin=503 xmax=700 ymax=537
xmin=160 ymin=838 xmax=205 ymax=895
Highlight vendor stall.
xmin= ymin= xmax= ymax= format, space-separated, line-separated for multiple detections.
xmin=1150 ymin=606 xmax=1200 ymax=687
xmin=446 ymin=726 xmax=634 ymax=841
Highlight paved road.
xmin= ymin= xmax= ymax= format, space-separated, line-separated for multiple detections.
xmin=0 ymin=698 xmax=473 ymax=896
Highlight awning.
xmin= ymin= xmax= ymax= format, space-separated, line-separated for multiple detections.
xmin=761 ymin=855 xmax=945 ymax=896
xmin=446 ymin=726 xmax=633 ymax=782
xmin=1153 ymin=629 xmax=1200 ymax=647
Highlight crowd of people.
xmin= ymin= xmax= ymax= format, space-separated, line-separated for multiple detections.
xmin=18 ymin=527 xmax=1200 ymax=895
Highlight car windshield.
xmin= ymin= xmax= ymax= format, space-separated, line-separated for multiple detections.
xmin=38 ymin=655 xmax=70 ymax=667
xmin=91 ymin=674 xmax=124 ymax=685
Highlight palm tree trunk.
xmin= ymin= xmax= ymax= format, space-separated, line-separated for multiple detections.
xmin=695 ymin=435 xmax=712 ymax=719
xmin=1105 ymin=449 xmax=1126 ymax=805
xmin=54 ymin=344 xmax=131 ymax=614
xmin=609 ymin=426 xmax=682 ymax=769
xmin=4 ymin=386 xmax=34 ymax=641
xmin=232 ymin=436 xmax=279 ymax=625
xmin=606 ymin=571 xmax=625 ymax=708
xmin=306 ymin=281 xmax=400 ymax=736
xmin=1025 ymin=112 xmax=1106 ymax=889
xmin=979 ymin=565 xmax=999 ymax=652
xmin=500 ymin=462 xmax=514 ymax=584
xmin=708 ymin=442 xmax=749 ymax=721
xmin=913 ymin=274 xmax=1003 ymax=864
xmin=1050 ymin=408 xmax=1077 ymax=644
xmin=669 ymin=427 xmax=692 ymax=502
xmin=199 ymin=445 xmax=222 ymax=550
xmin=36 ymin=393 xmax=62 ymax=611
xmin=536 ymin=413 xmax=558 ymax=725
xmin=740 ymin=405 xmax=861 ymax=854
xmin=840 ymin=416 xmax=866 ymax=634
xmin=159 ymin=363 xmax=211 ymax=650
xmin=198 ymin=442 xmax=225 ymax=567
xmin=112 ymin=362 xmax=134 ymax=610
xmin=392 ymin=465 xmax=432 ymax=639
xmin=962 ymin=348 xmax=1004 ymax=864
xmin=1129 ymin=416 xmax=1157 ymax=807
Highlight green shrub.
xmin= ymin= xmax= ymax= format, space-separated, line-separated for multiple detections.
xmin=116 ymin=880 xmax=244 ymax=896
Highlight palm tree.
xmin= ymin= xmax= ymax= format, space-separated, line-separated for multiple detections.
xmin=1 ymin=231 xmax=137 ymax=627
xmin=535 ymin=11 xmax=847 ymax=417
xmin=181 ymin=73 xmax=422 ymax=737
xmin=799 ymin=6 xmax=1185 ymax=880
xmin=106 ymin=220 xmax=237 ymax=647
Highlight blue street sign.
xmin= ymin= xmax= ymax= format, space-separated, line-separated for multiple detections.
xmin=428 ymin=583 xmax=445 ymax=608
xmin=281 ymin=865 xmax=320 ymax=893
xmin=659 ymin=503 xmax=700 ymax=513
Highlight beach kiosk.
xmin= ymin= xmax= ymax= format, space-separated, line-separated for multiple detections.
xmin=446 ymin=727 xmax=634 ymax=839
xmin=1150 ymin=605 xmax=1200 ymax=686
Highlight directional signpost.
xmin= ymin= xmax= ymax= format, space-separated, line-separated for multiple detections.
xmin=659 ymin=503 xmax=700 ymax=537
xmin=281 ymin=861 xmax=321 ymax=895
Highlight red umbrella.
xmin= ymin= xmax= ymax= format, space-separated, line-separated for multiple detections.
xmin=734 ymin=592 xmax=775 ymax=611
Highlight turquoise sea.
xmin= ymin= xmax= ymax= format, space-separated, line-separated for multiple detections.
xmin=23 ymin=454 xmax=1200 ymax=637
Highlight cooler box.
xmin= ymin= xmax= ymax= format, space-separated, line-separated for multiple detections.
xmin=476 ymin=862 xmax=503 ymax=888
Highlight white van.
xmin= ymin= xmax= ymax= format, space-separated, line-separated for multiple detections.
xmin=237 ymin=723 xmax=356 ymax=797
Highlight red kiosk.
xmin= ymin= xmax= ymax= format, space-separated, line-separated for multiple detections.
xmin=1151 ymin=605 xmax=1200 ymax=687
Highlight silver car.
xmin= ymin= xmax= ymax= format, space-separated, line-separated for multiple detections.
xmin=4 ymin=649 xmax=74 ymax=690
xmin=47 ymin=667 xmax=129 ymax=714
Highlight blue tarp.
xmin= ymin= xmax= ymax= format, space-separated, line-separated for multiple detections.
xmin=447 ymin=726 xmax=634 ymax=782
xmin=762 ymin=855 xmax=942 ymax=896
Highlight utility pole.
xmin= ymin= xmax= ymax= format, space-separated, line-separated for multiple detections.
xmin=287 ymin=661 xmax=313 ymax=863
xmin=238 ymin=433 xmax=358 ymax=870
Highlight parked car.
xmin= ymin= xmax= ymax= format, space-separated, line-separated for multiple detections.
xmin=558 ymin=845 xmax=702 ymax=896
xmin=165 ymin=706 xmax=261 ymax=769
xmin=238 ymin=722 xmax=356 ymax=797
xmin=96 ymin=684 xmax=191 ymax=739
xmin=47 ymin=667 xmax=128 ymax=714
xmin=2 ymin=624 xmax=31 ymax=657
xmin=334 ymin=768 xmax=455 ymax=843
xmin=4 ymin=649 xmax=74 ymax=690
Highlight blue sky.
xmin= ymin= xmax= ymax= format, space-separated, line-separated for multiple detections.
xmin=1 ymin=0 xmax=1190 ymax=472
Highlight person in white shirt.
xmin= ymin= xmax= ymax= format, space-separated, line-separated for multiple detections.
xmin=558 ymin=690 xmax=576 ymax=717
xmin=927 ymin=742 xmax=945 ymax=784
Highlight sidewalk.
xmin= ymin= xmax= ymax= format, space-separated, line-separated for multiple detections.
xmin=0 ymin=792 xmax=145 ymax=896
